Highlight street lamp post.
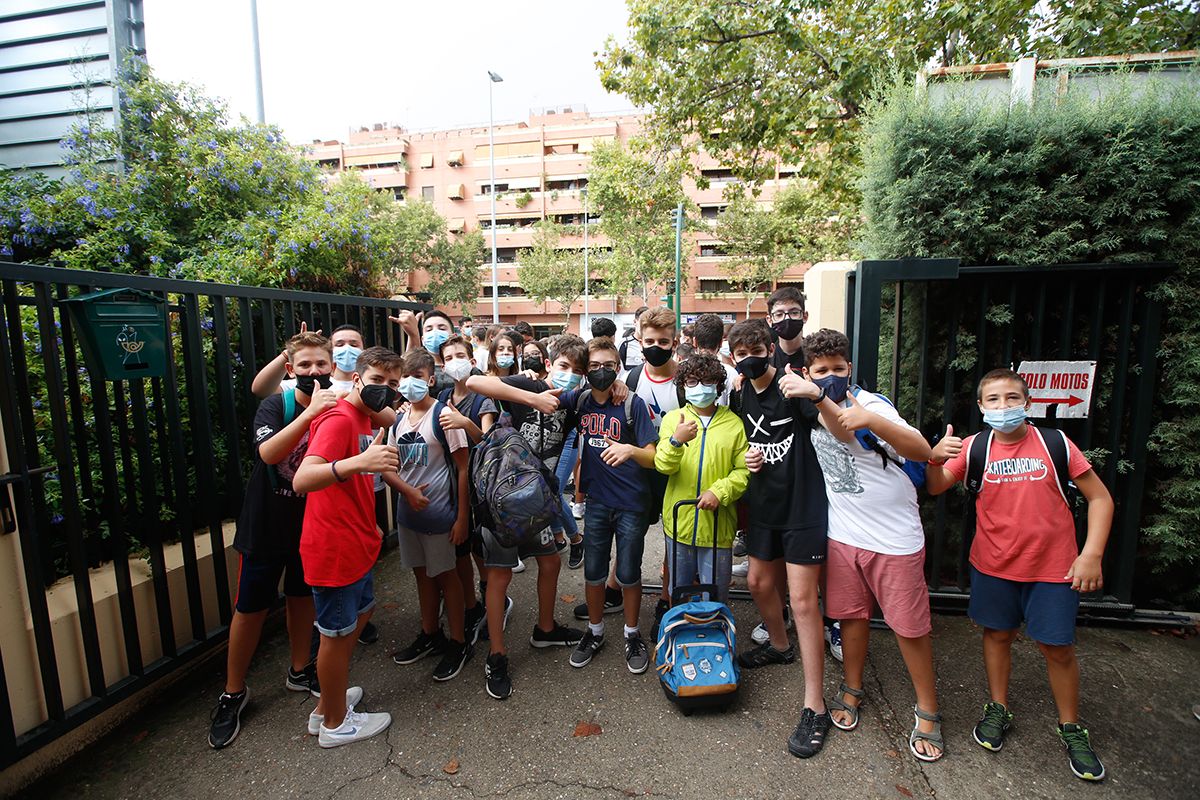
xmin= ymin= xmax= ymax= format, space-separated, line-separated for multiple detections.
xmin=582 ymin=188 xmax=589 ymax=336
xmin=249 ymin=0 xmax=265 ymax=124
xmin=488 ymin=71 xmax=503 ymax=323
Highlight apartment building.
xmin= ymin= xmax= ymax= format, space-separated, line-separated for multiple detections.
xmin=306 ymin=107 xmax=810 ymax=336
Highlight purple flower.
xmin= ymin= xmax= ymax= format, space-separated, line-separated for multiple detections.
xmin=252 ymin=159 xmax=263 ymax=170
xmin=0 ymin=245 xmax=12 ymax=257
xmin=76 ymin=196 xmax=97 ymax=214
xmin=150 ymin=255 xmax=162 ymax=264
xmin=83 ymin=179 xmax=99 ymax=192
xmin=187 ymin=185 xmax=199 ymax=195
xmin=51 ymin=513 xmax=63 ymax=524
xmin=100 ymin=207 xmax=116 ymax=219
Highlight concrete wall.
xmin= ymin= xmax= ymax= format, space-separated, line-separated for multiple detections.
xmin=803 ymin=261 xmax=854 ymax=332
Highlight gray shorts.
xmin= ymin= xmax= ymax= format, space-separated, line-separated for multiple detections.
xmin=398 ymin=527 xmax=457 ymax=578
xmin=476 ymin=525 xmax=558 ymax=570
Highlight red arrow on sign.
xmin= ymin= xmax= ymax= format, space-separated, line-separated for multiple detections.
xmin=1031 ymin=395 xmax=1085 ymax=407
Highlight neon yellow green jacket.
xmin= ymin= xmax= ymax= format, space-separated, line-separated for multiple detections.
xmin=655 ymin=404 xmax=749 ymax=548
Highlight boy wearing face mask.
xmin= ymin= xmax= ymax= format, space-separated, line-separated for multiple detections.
xmin=385 ymin=350 xmax=474 ymax=681
xmin=209 ymin=332 xmax=340 ymax=749
xmin=766 ymin=287 xmax=809 ymax=372
xmin=292 ymin=346 xmax=403 ymax=748
xmin=926 ymin=369 xmax=1113 ymax=781
xmin=251 ymin=323 xmax=363 ymax=398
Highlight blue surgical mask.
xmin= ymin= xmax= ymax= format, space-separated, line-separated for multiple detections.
xmin=813 ymin=374 xmax=850 ymax=404
xmin=422 ymin=329 xmax=450 ymax=353
xmin=333 ymin=344 xmax=361 ymax=373
xmin=685 ymin=383 xmax=719 ymax=408
xmin=982 ymin=405 xmax=1028 ymax=433
xmin=496 ymin=354 xmax=514 ymax=369
xmin=398 ymin=375 xmax=430 ymax=403
xmin=551 ymin=370 xmax=582 ymax=391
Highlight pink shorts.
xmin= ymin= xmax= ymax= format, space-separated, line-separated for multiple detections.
xmin=823 ymin=539 xmax=932 ymax=639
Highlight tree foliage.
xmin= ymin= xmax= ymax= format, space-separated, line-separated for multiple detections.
xmin=518 ymin=221 xmax=587 ymax=320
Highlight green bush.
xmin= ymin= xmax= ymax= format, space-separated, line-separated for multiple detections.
xmin=860 ymin=70 xmax=1200 ymax=605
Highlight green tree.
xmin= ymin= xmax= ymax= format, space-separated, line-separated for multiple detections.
xmin=714 ymin=191 xmax=790 ymax=316
xmin=373 ymin=199 xmax=486 ymax=312
xmin=519 ymin=221 xmax=586 ymax=322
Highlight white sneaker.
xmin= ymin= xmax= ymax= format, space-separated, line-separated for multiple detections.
xmin=317 ymin=709 xmax=391 ymax=748
xmin=571 ymin=501 xmax=586 ymax=519
xmin=512 ymin=557 xmax=527 ymax=573
xmin=731 ymin=560 xmax=750 ymax=578
xmin=307 ymin=686 xmax=364 ymax=735
xmin=750 ymin=607 xmax=794 ymax=645
xmin=825 ymin=621 xmax=843 ymax=662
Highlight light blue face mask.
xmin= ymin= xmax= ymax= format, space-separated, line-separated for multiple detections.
xmin=333 ymin=344 xmax=361 ymax=373
xmin=685 ymin=383 xmax=719 ymax=408
xmin=422 ymin=329 xmax=450 ymax=353
xmin=981 ymin=405 xmax=1027 ymax=433
xmin=551 ymin=370 xmax=582 ymax=391
xmin=495 ymin=354 xmax=514 ymax=369
xmin=398 ymin=375 xmax=430 ymax=403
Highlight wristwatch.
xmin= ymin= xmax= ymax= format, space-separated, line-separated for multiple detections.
xmin=669 ymin=437 xmax=684 ymax=448
xmin=813 ymin=385 xmax=827 ymax=403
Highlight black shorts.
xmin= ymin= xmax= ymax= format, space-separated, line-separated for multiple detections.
xmin=234 ymin=549 xmax=309 ymax=613
xmin=746 ymin=526 xmax=827 ymax=565
xmin=646 ymin=471 xmax=669 ymax=523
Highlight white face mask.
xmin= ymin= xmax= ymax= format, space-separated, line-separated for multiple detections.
xmin=443 ymin=357 xmax=473 ymax=382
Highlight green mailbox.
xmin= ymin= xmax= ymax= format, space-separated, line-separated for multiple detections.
xmin=62 ymin=288 xmax=169 ymax=380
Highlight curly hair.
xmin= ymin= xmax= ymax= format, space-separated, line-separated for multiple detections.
xmin=802 ymin=328 xmax=849 ymax=366
xmin=674 ymin=353 xmax=727 ymax=403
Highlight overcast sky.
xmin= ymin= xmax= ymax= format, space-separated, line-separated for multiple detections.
xmin=142 ymin=0 xmax=636 ymax=144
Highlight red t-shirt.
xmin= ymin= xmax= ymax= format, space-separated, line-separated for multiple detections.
xmin=945 ymin=426 xmax=1091 ymax=583
xmin=299 ymin=399 xmax=379 ymax=587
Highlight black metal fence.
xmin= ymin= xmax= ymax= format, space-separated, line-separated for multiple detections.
xmin=846 ymin=259 xmax=1173 ymax=612
xmin=0 ymin=260 xmax=427 ymax=768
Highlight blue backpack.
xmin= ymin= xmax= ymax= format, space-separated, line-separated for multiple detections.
xmin=850 ymin=387 xmax=927 ymax=490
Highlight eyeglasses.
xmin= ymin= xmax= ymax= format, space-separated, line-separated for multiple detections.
xmin=682 ymin=379 xmax=715 ymax=388
xmin=588 ymin=361 xmax=619 ymax=371
xmin=522 ymin=352 xmax=542 ymax=361
xmin=769 ymin=309 xmax=804 ymax=322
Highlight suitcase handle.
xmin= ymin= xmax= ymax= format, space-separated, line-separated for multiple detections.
xmin=669 ymin=498 xmax=721 ymax=606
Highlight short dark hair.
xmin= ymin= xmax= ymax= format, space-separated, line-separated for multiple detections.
xmin=590 ymin=317 xmax=617 ymax=338
xmin=978 ymin=368 xmax=1029 ymax=400
xmin=587 ymin=336 xmax=619 ymax=360
xmin=439 ymin=335 xmax=472 ymax=362
xmin=521 ymin=338 xmax=549 ymax=369
xmin=402 ymin=348 xmax=436 ymax=377
xmin=331 ymin=324 xmax=361 ymax=336
xmin=514 ymin=320 xmax=534 ymax=337
xmin=727 ymin=319 xmax=773 ymax=354
xmin=692 ymin=313 xmax=725 ymax=351
xmin=459 ymin=315 xmax=473 ymax=325
xmin=633 ymin=305 xmax=649 ymax=320
xmin=550 ymin=333 xmax=587 ymax=371
xmin=355 ymin=345 xmax=403 ymax=374
xmin=675 ymin=353 xmax=727 ymax=399
xmin=766 ymin=286 xmax=806 ymax=314
xmin=802 ymin=329 xmax=849 ymax=366
xmin=421 ymin=309 xmax=454 ymax=332
xmin=675 ymin=342 xmax=695 ymax=361
xmin=472 ymin=325 xmax=488 ymax=341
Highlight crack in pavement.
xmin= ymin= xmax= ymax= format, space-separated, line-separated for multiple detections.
xmin=324 ymin=724 xmax=398 ymax=800
xmin=863 ymin=648 xmax=938 ymax=799
xmin=392 ymin=764 xmax=673 ymax=799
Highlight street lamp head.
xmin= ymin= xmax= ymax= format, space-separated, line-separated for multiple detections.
xmin=488 ymin=71 xmax=503 ymax=83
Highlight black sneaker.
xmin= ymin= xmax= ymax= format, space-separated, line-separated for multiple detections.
xmin=787 ymin=707 xmax=833 ymax=759
xmin=1059 ymin=723 xmax=1105 ymax=781
xmin=485 ymin=652 xmax=512 ymax=700
xmin=737 ymin=642 xmax=797 ymax=669
xmin=357 ymin=620 xmax=379 ymax=645
xmin=573 ymin=586 xmax=622 ymax=620
xmin=568 ymin=538 xmax=584 ymax=569
xmin=392 ymin=629 xmax=447 ymax=665
xmin=208 ymin=688 xmax=249 ymax=749
xmin=569 ymin=630 xmax=604 ymax=668
xmin=973 ymin=701 xmax=1014 ymax=751
xmin=465 ymin=603 xmax=487 ymax=646
xmin=530 ymin=621 xmax=584 ymax=648
xmin=555 ymin=536 xmax=568 ymax=553
xmin=432 ymin=639 xmax=472 ymax=682
xmin=650 ymin=598 xmax=670 ymax=644
xmin=732 ymin=529 xmax=748 ymax=557
xmin=285 ymin=663 xmax=320 ymax=697
xmin=480 ymin=596 xmax=513 ymax=642
xmin=625 ymin=632 xmax=650 ymax=674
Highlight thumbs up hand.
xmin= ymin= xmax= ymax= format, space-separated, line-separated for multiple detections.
xmin=356 ymin=428 xmax=399 ymax=474
xmin=931 ymin=423 xmax=963 ymax=463
xmin=600 ymin=437 xmax=633 ymax=466
xmin=779 ymin=364 xmax=820 ymax=400
xmin=835 ymin=390 xmax=873 ymax=431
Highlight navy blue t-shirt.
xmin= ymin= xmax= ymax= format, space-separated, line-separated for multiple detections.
xmin=561 ymin=389 xmax=657 ymax=512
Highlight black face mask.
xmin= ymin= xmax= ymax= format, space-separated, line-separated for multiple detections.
xmin=735 ymin=355 xmax=770 ymax=380
xmin=294 ymin=373 xmax=333 ymax=395
xmin=642 ymin=345 xmax=673 ymax=367
xmin=359 ymin=383 xmax=397 ymax=412
xmin=522 ymin=354 xmax=545 ymax=374
xmin=587 ymin=367 xmax=618 ymax=392
xmin=771 ymin=318 xmax=804 ymax=342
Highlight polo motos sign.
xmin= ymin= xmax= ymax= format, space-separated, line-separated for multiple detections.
xmin=1016 ymin=360 xmax=1097 ymax=419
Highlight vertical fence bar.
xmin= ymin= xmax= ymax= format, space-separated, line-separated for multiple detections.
xmin=889 ymin=281 xmax=903 ymax=400
xmin=54 ymin=285 xmax=95 ymax=508
xmin=261 ymin=299 xmax=277 ymax=362
xmin=236 ymin=297 xmax=258 ymax=415
xmin=915 ymin=283 xmax=930 ymax=430
xmin=1080 ymin=279 xmax=1107 ymax=453
xmin=210 ymin=296 xmax=244 ymax=507
xmin=282 ymin=300 xmax=296 ymax=340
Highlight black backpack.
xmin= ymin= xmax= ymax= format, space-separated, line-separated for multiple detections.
xmin=965 ymin=424 xmax=1075 ymax=508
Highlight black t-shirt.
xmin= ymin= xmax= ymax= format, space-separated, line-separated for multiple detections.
xmin=772 ymin=340 xmax=806 ymax=372
xmin=500 ymin=374 xmax=580 ymax=470
xmin=739 ymin=371 xmax=828 ymax=532
xmin=234 ymin=394 xmax=309 ymax=557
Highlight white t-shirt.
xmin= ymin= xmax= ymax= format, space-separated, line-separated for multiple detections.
xmin=809 ymin=389 xmax=924 ymax=555
xmin=718 ymin=363 xmax=738 ymax=407
xmin=473 ymin=346 xmax=490 ymax=372
xmin=619 ymin=365 xmax=679 ymax=430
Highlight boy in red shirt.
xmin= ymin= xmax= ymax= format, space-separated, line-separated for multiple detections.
xmin=926 ymin=368 xmax=1113 ymax=780
xmin=293 ymin=346 xmax=403 ymax=748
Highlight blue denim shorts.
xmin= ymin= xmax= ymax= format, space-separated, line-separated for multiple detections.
xmin=968 ymin=566 xmax=1079 ymax=645
xmin=312 ymin=571 xmax=376 ymax=638
xmin=583 ymin=501 xmax=649 ymax=587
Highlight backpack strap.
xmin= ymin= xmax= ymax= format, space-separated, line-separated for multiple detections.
xmin=469 ymin=392 xmax=486 ymax=425
xmin=965 ymin=429 xmax=993 ymax=496
xmin=1033 ymin=425 xmax=1072 ymax=507
xmin=437 ymin=387 xmax=452 ymax=405
xmin=626 ymin=363 xmax=643 ymax=393
xmin=282 ymin=387 xmax=298 ymax=425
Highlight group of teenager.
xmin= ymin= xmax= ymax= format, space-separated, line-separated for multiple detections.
xmin=207 ymin=286 xmax=1114 ymax=782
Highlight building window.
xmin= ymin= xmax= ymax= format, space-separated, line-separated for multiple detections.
xmin=700 ymin=168 xmax=738 ymax=185
xmin=699 ymin=205 xmax=727 ymax=220
xmin=421 ymin=186 xmax=435 ymax=201
xmin=317 ymin=158 xmax=340 ymax=170
xmin=391 ymin=187 xmax=406 ymax=201
xmin=545 ymin=177 xmax=588 ymax=192
xmin=477 ymin=182 xmax=510 ymax=196
xmin=699 ymin=243 xmax=729 ymax=258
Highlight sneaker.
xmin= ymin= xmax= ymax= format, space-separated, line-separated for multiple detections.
xmin=357 ymin=620 xmax=379 ymax=645
xmin=1059 ymin=723 xmax=1105 ymax=781
xmin=569 ymin=630 xmax=605 ymax=668
xmin=972 ymin=701 xmax=1014 ymax=751
xmin=465 ymin=603 xmax=487 ymax=646
xmin=512 ymin=557 xmax=527 ymax=573
xmin=825 ymin=621 xmax=843 ymax=662
xmin=751 ymin=606 xmax=794 ymax=646
xmin=624 ymin=632 xmax=649 ymax=674
xmin=392 ymin=629 xmax=447 ymax=665
xmin=650 ymin=598 xmax=670 ymax=644
xmin=787 ymin=707 xmax=832 ymax=759
xmin=571 ymin=501 xmax=586 ymax=519
xmin=737 ymin=641 xmax=796 ymax=669
xmin=555 ymin=535 xmax=568 ymax=553
xmin=482 ymin=595 xmax=514 ymax=642
xmin=568 ymin=538 xmax=584 ymax=569
xmin=530 ymin=621 xmax=584 ymax=648
xmin=285 ymin=663 xmax=320 ymax=697
xmin=306 ymin=686 xmax=365 ymax=735
xmin=574 ymin=586 xmax=622 ymax=620
xmin=731 ymin=560 xmax=750 ymax=578
xmin=732 ymin=530 xmax=748 ymax=557
xmin=485 ymin=652 xmax=512 ymax=700
xmin=318 ymin=709 xmax=392 ymax=748
xmin=432 ymin=639 xmax=473 ymax=681
xmin=208 ymin=688 xmax=249 ymax=749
